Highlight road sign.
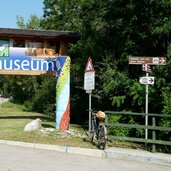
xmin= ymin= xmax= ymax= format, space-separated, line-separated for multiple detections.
xmin=84 ymin=57 xmax=95 ymax=91
xmin=84 ymin=57 xmax=95 ymax=134
xmin=85 ymin=57 xmax=95 ymax=72
xmin=84 ymin=72 xmax=95 ymax=90
xmin=129 ymin=56 xmax=166 ymax=65
xmin=139 ymin=77 xmax=155 ymax=85
xmin=142 ymin=64 xmax=152 ymax=72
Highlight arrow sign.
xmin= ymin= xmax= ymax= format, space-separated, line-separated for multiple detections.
xmin=129 ymin=56 xmax=166 ymax=65
xmin=159 ymin=57 xmax=166 ymax=64
xmin=139 ymin=77 xmax=155 ymax=85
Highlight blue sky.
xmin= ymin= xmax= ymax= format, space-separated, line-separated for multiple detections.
xmin=0 ymin=0 xmax=44 ymax=28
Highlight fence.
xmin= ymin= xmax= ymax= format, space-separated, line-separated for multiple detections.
xmin=104 ymin=111 xmax=171 ymax=152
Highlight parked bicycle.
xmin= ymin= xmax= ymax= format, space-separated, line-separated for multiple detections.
xmin=89 ymin=110 xmax=108 ymax=150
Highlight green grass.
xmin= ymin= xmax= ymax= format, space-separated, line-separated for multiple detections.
xmin=0 ymin=102 xmax=144 ymax=150
xmin=0 ymin=102 xmax=95 ymax=149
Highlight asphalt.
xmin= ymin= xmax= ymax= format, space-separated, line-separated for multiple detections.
xmin=0 ymin=139 xmax=170 ymax=167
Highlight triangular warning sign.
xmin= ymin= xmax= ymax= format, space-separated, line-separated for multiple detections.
xmin=85 ymin=57 xmax=95 ymax=72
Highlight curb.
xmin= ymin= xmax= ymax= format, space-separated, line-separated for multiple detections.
xmin=0 ymin=139 xmax=104 ymax=158
xmin=104 ymin=147 xmax=171 ymax=167
xmin=0 ymin=139 xmax=171 ymax=166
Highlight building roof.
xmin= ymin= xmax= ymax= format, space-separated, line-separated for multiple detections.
xmin=0 ymin=28 xmax=80 ymax=42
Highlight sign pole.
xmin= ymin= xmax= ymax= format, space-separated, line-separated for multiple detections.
xmin=129 ymin=56 xmax=167 ymax=150
xmin=145 ymin=72 xmax=148 ymax=149
xmin=84 ymin=57 xmax=95 ymax=134
xmin=89 ymin=93 xmax=92 ymax=132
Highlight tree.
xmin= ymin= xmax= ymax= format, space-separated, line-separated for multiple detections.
xmin=16 ymin=15 xmax=42 ymax=29
xmin=40 ymin=0 xmax=171 ymax=119
xmin=41 ymin=0 xmax=81 ymax=31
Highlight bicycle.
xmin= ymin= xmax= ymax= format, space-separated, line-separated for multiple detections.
xmin=89 ymin=110 xmax=108 ymax=150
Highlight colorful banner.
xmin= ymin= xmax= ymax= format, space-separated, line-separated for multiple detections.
xmin=0 ymin=42 xmax=71 ymax=131
xmin=56 ymin=56 xmax=70 ymax=131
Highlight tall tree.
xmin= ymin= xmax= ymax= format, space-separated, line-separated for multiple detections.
xmin=41 ymin=0 xmax=81 ymax=31
xmin=16 ymin=14 xmax=42 ymax=29
xmin=40 ymin=0 xmax=171 ymax=117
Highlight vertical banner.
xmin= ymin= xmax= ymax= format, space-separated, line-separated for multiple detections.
xmin=56 ymin=56 xmax=70 ymax=131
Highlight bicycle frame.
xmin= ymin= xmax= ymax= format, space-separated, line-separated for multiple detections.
xmin=90 ymin=111 xmax=108 ymax=150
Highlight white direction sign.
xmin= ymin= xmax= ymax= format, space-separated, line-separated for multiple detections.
xmin=139 ymin=77 xmax=155 ymax=85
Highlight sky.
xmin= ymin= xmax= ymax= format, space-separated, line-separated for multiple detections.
xmin=0 ymin=0 xmax=44 ymax=28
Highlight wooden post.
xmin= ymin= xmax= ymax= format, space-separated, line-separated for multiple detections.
xmin=152 ymin=116 xmax=156 ymax=152
xmin=59 ymin=41 xmax=68 ymax=55
xmin=105 ymin=113 xmax=108 ymax=126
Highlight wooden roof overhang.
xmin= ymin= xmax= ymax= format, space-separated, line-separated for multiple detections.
xmin=0 ymin=28 xmax=80 ymax=42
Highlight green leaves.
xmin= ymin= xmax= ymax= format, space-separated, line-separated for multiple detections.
xmin=42 ymin=0 xmax=81 ymax=31
xmin=129 ymin=82 xmax=144 ymax=106
xmin=16 ymin=15 xmax=42 ymax=29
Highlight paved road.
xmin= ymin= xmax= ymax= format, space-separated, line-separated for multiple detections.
xmin=0 ymin=144 xmax=170 ymax=171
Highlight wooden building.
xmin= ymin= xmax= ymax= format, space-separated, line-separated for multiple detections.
xmin=0 ymin=28 xmax=79 ymax=57
xmin=0 ymin=28 xmax=79 ymax=75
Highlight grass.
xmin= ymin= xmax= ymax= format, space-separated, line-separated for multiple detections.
xmin=0 ymin=102 xmax=144 ymax=150
xmin=0 ymin=102 xmax=95 ymax=149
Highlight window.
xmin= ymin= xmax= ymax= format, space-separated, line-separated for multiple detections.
xmin=27 ymin=41 xmax=43 ymax=48
xmin=0 ymin=39 xmax=9 ymax=57
xmin=13 ymin=40 xmax=25 ymax=47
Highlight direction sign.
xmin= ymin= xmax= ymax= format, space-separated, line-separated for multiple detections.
xmin=139 ymin=77 xmax=155 ymax=85
xmin=142 ymin=64 xmax=152 ymax=72
xmin=129 ymin=56 xmax=166 ymax=65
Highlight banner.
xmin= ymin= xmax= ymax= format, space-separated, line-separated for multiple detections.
xmin=56 ymin=56 xmax=70 ymax=130
xmin=0 ymin=40 xmax=71 ymax=131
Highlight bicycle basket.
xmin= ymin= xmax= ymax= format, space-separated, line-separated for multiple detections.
xmin=96 ymin=111 xmax=106 ymax=120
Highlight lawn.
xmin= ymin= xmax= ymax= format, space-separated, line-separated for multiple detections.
xmin=0 ymin=102 xmax=144 ymax=150
xmin=0 ymin=102 xmax=95 ymax=149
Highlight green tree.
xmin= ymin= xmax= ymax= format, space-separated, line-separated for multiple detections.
xmin=41 ymin=0 xmax=81 ymax=31
xmin=40 ymin=0 xmax=171 ymax=120
xmin=16 ymin=15 xmax=42 ymax=29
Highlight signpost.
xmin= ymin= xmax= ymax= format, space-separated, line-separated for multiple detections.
xmin=84 ymin=57 xmax=95 ymax=133
xmin=129 ymin=56 xmax=166 ymax=150
xmin=139 ymin=77 xmax=155 ymax=85
xmin=129 ymin=56 xmax=166 ymax=65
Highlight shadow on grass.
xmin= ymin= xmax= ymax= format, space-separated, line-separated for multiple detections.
xmin=83 ymin=137 xmax=98 ymax=149
xmin=42 ymin=123 xmax=56 ymax=128
xmin=0 ymin=115 xmax=54 ymax=122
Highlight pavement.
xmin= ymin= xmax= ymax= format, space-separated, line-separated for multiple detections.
xmin=0 ymin=139 xmax=170 ymax=167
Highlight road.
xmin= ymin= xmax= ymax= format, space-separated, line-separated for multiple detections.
xmin=0 ymin=144 xmax=170 ymax=171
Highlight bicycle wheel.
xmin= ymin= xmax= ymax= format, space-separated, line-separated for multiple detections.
xmin=97 ymin=125 xmax=108 ymax=150
xmin=90 ymin=130 xmax=95 ymax=143
xmin=90 ymin=123 xmax=95 ymax=143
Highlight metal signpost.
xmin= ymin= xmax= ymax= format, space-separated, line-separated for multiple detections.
xmin=84 ymin=57 xmax=95 ymax=133
xmin=129 ymin=56 xmax=166 ymax=149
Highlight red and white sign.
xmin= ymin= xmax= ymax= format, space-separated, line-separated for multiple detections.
xmin=85 ymin=57 xmax=95 ymax=72
xmin=84 ymin=57 xmax=95 ymax=92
